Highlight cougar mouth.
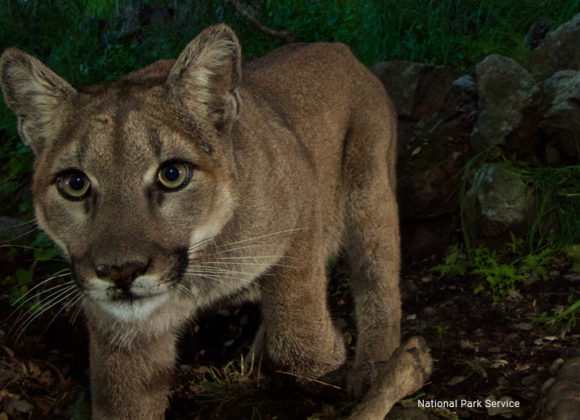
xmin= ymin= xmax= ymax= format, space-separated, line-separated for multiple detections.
xmin=83 ymin=273 xmax=172 ymax=321
xmin=107 ymin=285 xmax=166 ymax=302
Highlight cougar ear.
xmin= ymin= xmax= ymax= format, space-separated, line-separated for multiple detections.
xmin=166 ymin=24 xmax=242 ymax=132
xmin=0 ymin=48 xmax=77 ymax=155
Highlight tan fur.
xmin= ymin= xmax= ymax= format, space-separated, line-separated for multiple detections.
xmin=0 ymin=24 xmax=431 ymax=419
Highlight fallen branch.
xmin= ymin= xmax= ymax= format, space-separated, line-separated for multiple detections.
xmin=230 ymin=0 xmax=294 ymax=43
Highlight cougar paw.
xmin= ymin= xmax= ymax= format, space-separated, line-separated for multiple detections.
xmin=399 ymin=336 xmax=433 ymax=386
xmin=347 ymin=337 xmax=433 ymax=420
xmin=347 ymin=336 xmax=432 ymax=398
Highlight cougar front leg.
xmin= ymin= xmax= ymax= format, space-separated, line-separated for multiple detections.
xmin=260 ymin=232 xmax=346 ymax=379
xmin=88 ymin=325 xmax=177 ymax=420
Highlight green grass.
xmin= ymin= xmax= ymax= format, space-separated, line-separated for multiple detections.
xmin=1 ymin=0 xmax=579 ymax=80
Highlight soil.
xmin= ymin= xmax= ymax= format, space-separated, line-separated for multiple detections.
xmin=0 ymin=253 xmax=578 ymax=419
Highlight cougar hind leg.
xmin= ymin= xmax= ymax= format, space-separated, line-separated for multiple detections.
xmin=342 ymin=77 xmax=432 ymax=417
xmin=342 ymin=104 xmax=402 ymax=395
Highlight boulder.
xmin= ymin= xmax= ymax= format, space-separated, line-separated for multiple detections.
xmin=397 ymin=74 xmax=476 ymax=222
xmin=530 ymin=12 xmax=580 ymax=78
xmin=463 ymin=164 xmax=538 ymax=248
xmin=396 ymin=73 xmax=475 ymax=258
xmin=398 ymin=135 xmax=470 ymax=221
xmin=470 ymin=54 xmax=537 ymax=153
xmin=372 ymin=61 xmax=461 ymax=121
xmin=541 ymin=354 xmax=580 ymax=419
xmin=524 ymin=17 xmax=552 ymax=49
xmin=401 ymin=216 xmax=458 ymax=261
xmin=540 ymin=70 xmax=580 ymax=164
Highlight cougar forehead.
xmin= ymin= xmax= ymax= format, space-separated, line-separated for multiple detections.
xmin=32 ymin=84 xmax=235 ymax=261
xmin=42 ymin=87 xmax=210 ymax=173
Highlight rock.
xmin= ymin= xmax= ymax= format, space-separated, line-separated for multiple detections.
xmin=109 ymin=2 xmax=177 ymax=43
xmin=541 ymin=355 xmax=580 ymax=419
xmin=398 ymin=136 xmax=470 ymax=221
xmin=395 ymin=73 xmax=475 ymax=259
xmin=530 ymin=13 xmax=580 ymax=78
xmin=471 ymin=54 xmax=537 ymax=152
xmin=372 ymin=61 xmax=461 ymax=121
xmin=540 ymin=70 xmax=580 ymax=163
xmin=522 ymin=374 xmax=539 ymax=386
xmin=400 ymin=216 xmax=458 ymax=261
xmin=550 ymin=358 xmax=566 ymax=375
xmin=463 ymin=164 xmax=538 ymax=248
xmin=524 ymin=17 xmax=552 ymax=49
xmin=397 ymin=74 xmax=475 ymax=222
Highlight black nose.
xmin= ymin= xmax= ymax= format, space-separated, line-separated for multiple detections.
xmin=95 ymin=262 xmax=147 ymax=289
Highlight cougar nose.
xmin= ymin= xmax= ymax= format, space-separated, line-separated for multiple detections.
xmin=95 ymin=262 xmax=147 ymax=289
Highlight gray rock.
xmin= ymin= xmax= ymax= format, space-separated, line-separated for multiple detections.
xmin=453 ymin=74 xmax=476 ymax=92
xmin=530 ymin=13 xmax=580 ymax=78
xmin=524 ymin=17 xmax=552 ymax=49
xmin=542 ymin=70 xmax=580 ymax=99
xmin=463 ymin=164 xmax=538 ymax=247
xmin=471 ymin=54 xmax=536 ymax=152
xmin=396 ymin=73 xmax=475 ymax=258
xmin=540 ymin=70 xmax=580 ymax=163
xmin=372 ymin=61 xmax=461 ymax=121
xmin=400 ymin=216 xmax=458 ymax=261
xmin=396 ymin=72 xmax=476 ymax=223
xmin=398 ymin=136 xmax=470 ymax=221
xmin=541 ymin=355 xmax=580 ymax=420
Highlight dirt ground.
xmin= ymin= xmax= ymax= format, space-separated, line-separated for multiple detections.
xmin=0 ymin=254 xmax=578 ymax=419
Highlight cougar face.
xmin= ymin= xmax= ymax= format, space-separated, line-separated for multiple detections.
xmin=32 ymin=86 xmax=238 ymax=322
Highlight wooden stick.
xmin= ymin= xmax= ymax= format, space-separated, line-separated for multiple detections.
xmin=230 ymin=0 xmax=294 ymax=43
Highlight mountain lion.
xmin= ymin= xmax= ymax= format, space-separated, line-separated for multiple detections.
xmin=0 ymin=24 xmax=431 ymax=419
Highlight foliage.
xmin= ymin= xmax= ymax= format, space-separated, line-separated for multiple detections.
xmin=431 ymin=244 xmax=468 ymax=277
xmin=432 ymin=238 xmax=555 ymax=301
xmin=451 ymin=152 xmax=580 ymax=320
xmin=458 ymin=151 xmax=580 ymax=257
xmin=525 ymin=165 xmax=580 ymax=247
xmin=534 ymin=295 xmax=580 ymax=328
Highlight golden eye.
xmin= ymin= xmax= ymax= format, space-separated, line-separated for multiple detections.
xmin=56 ymin=171 xmax=91 ymax=200
xmin=157 ymin=162 xmax=191 ymax=191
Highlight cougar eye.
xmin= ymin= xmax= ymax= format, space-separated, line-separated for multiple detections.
xmin=56 ymin=171 xmax=91 ymax=200
xmin=156 ymin=162 xmax=192 ymax=191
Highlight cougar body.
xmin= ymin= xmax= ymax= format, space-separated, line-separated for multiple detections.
xmin=1 ymin=24 xmax=431 ymax=419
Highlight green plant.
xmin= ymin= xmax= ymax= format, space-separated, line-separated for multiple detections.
xmin=430 ymin=244 xmax=469 ymax=277
xmin=471 ymin=246 xmax=527 ymax=299
xmin=433 ymin=239 xmax=555 ymax=301
xmin=436 ymin=323 xmax=449 ymax=338
xmin=534 ymin=295 xmax=580 ymax=328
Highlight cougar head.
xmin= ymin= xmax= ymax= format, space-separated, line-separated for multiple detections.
xmin=0 ymin=24 xmax=243 ymax=323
